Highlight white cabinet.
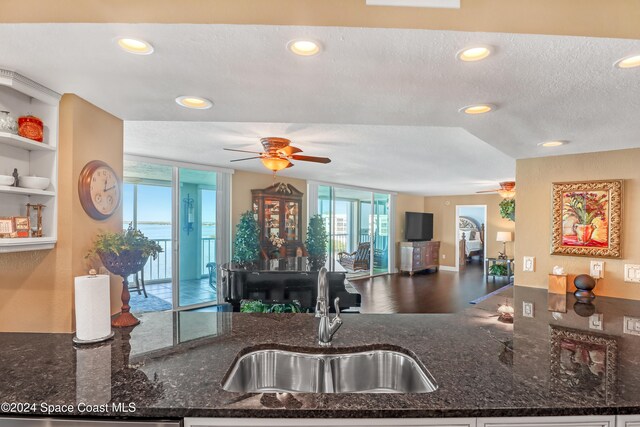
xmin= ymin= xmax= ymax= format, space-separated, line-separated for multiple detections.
xmin=617 ymin=416 xmax=640 ymax=427
xmin=0 ymin=69 xmax=60 ymax=253
xmin=477 ymin=416 xmax=616 ymax=427
xmin=184 ymin=418 xmax=476 ymax=427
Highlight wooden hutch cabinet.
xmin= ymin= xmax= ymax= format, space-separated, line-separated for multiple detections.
xmin=252 ymin=183 xmax=304 ymax=258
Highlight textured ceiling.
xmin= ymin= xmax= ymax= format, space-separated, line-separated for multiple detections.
xmin=0 ymin=24 xmax=638 ymax=194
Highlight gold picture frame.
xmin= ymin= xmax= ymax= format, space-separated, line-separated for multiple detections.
xmin=551 ymin=180 xmax=622 ymax=258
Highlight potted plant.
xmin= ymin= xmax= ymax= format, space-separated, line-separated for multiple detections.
xmin=233 ymin=211 xmax=260 ymax=264
xmin=305 ymin=214 xmax=328 ymax=271
xmin=564 ymin=192 xmax=608 ymax=244
xmin=499 ymin=198 xmax=515 ymax=222
xmin=88 ymin=225 xmax=162 ymax=327
xmin=489 ymin=264 xmax=508 ymax=277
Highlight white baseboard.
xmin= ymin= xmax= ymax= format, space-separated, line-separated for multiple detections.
xmin=439 ymin=266 xmax=458 ymax=272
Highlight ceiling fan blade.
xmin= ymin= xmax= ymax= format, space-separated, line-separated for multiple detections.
xmin=230 ymin=157 xmax=262 ymax=162
xmin=224 ymin=148 xmax=264 ymax=154
xmin=475 ymin=189 xmax=499 ymax=193
xmin=286 ymin=161 xmax=294 ymax=168
xmin=278 ymin=146 xmax=303 ymax=156
xmin=289 ymin=155 xmax=332 ymax=164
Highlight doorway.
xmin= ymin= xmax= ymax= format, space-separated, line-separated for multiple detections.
xmin=455 ymin=205 xmax=487 ymax=273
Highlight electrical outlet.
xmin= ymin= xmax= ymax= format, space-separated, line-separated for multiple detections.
xmin=589 ymin=313 xmax=603 ymax=331
xmin=590 ymin=261 xmax=605 ymax=279
xmin=523 ymin=302 xmax=534 ymax=318
xmin=624 ymin=265 xmax=640 ymax=283
xmin=623 ymin=316 xmax=640 ymax=336
xmin=523 ymin=256 xmax=535 ymax=272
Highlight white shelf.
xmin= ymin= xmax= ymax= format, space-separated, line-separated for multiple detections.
xmin=0 ymin=237 xmax=56 ymax=253
xmin=0 ymin=132 xmax=55 ymax=152
xmin=0 ymin=185 xmax=55 ymax=197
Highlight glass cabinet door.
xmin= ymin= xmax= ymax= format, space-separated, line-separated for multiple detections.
xmin=264 ymin=199 xmax=280 ymax=239
xmin=284 ymin=201 xmax=299 ymax=241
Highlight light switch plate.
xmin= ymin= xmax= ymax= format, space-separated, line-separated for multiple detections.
xmin=523 ymin=302 xmax=534 ymax=318
xmin=590 ymin=261 xmax=605 ymax=279
xmin=624 ymin=264 xmax=640 ymax=283
xmin=589 ymin=313 xmax=604 ymax=331
xmin=523 ymin=256 xmax=535 ymax=272
xmin=623 ymin=316 xmax=640 ymax=336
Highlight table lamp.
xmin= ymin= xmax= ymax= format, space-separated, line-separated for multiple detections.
xmin=496 ymin=231 xmax=513 ymax=259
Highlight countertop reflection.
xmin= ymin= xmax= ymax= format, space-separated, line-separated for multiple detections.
xmin=1 ymin=288 xmax=640 ymax=419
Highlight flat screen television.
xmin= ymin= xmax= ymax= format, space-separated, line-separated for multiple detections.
xmin=405 ymin=212 xmax=434 ymax=241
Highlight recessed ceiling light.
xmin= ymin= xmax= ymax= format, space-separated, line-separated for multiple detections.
xmin=459 ymin=104 xmax=495 ymax=115
xmin=457 ymin=46 xmax=492 ymax=62
xmin=614 ymin=54 xmax=640 ymax=69
xmin=116 ymin=37 xmax=154 ymax=55
xmin=538 ymin=141 xmax=567 ymax=147
xmin=287 ymin=39 xmax=322 ymax=56
xmin=175 ymin=96 xmax=213 ymax=110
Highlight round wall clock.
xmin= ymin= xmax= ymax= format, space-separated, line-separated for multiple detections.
xmin=78 ymin=160 xmax=121 ymax=220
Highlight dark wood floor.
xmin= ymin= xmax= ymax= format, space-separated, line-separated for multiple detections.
xmin=350 ymin=262 xmax=511 ymax=314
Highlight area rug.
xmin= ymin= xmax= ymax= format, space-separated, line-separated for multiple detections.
xmin=130 ymin=292 xmax=172 ymax=313
xmin=470 ymin=284 xmax=514 ymax=305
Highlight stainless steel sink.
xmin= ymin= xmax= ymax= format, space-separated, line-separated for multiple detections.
xmin=222 ymin=347 xmax=437 ymax=393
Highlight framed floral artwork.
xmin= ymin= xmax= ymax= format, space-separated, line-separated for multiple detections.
xmin=551 ymin=180 xmax=623 ymax=258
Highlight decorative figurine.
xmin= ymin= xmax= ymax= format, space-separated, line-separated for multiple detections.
xmin=12 ymin=168 xmax=18 ymax=187
xmin=574 ymin=274 xmax=597 ymax=301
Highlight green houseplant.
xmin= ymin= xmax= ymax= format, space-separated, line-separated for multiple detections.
xmin=240 ymin=299 xmax=303 ymax=313
xmin=88 ymin=225 xmax=163 ymax=327
xmin=489 ymin=264 xmax=508 ymax=276
xmin=499 ymin=198 xmax=516 ymax=222
xmin=233 ymin=211 xmax=260 ymax=264
xmin=305 ymin=214 xmax=328 ymax=270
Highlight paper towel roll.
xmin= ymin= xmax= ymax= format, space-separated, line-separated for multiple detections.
xmin=74 ymin=274 xmax=112 ymax=342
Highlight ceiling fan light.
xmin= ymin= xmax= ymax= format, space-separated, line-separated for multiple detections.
xmin=261 ymin=157 xmax=291 ymax=172
xmin=497 ymin=189 xmax=516 ymax=199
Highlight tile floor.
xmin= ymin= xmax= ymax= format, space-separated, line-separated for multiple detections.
xmin=131 ymin=278 xmax=217 ymax=311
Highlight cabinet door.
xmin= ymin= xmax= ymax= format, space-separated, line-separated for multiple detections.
xmin=184 ymin=418 xmax=476 ymax=427
xmin=413 ymin=247 xmax=423 ymax=268
xmin=263 ymin=198 xmax=281 ymax=239
xmin=283 ymin=200 xmax=300 ymax=241
xmin=617 ymin=416 xmax=640 ymax=427
xmin=478 ymin=415 xmax=615 ymax=427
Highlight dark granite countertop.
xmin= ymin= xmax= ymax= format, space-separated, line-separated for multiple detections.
xmin=1 ymin=286 xmax=640 ymax=419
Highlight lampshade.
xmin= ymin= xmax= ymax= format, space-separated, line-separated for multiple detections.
xmin=496 ymin=231 xmax=513 ymax=242
xmin=260 ymin=157 xmax=291 ymax=172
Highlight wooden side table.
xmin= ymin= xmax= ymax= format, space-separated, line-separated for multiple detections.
xmin=485 ymin=257 xmax=514 ymax=281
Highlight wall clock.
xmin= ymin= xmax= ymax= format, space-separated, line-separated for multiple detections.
xmin=78 ymin=160 xmax=121 ymax=220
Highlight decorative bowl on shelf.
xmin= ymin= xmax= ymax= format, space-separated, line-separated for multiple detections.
xmin=18 ymin=115 xmax=44 ymax=142
xmin=0 ymin=175 xmax=15 ymax=186
xmin=18 ymin=176 xmax=50 ymax=190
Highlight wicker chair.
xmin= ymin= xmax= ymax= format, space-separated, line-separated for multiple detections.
xmin=338 ymin=242 xmax=370 ymax=272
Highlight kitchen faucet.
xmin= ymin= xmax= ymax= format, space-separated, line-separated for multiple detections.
xmin=315 ymin=267 xmax=342 ymax=346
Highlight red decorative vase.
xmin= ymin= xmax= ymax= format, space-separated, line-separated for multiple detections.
xmin=574 ymin=223 xmax=596 ymax=244
xmin=18 ymin=115 xmax=44 ymax=142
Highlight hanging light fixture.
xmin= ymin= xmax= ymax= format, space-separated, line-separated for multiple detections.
xmin=260 ymin=157 xmax=291 ymax=172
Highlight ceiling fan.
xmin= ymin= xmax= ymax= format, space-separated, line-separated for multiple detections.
xmin=224 ymin=137 xmax=331 ymax=173
xmin=476 ymin=181 xmax=516 ymax=199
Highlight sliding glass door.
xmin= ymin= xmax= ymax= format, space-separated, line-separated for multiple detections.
xmin=178 ymin=167 xmax=217 ymax=308
xmin=314 ymin=183 xmax=393 ymax=278
xmin=123 ymin=158 xmax=230 ymax=312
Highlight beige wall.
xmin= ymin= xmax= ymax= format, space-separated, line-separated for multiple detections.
xmin=0 ymin=94 xmax=123 ymax=333
xmin=2 ymin=0 xmax=639 ymax=40
xmin=395 ymin=194 xmax=427 ymax=270
xmin=515 ymin=148 xmax=640 ymax=301
xmin=231 ymin=171 xmax=308 ymax=242
xmin=423 ymin=194 xmax=515 ymax=269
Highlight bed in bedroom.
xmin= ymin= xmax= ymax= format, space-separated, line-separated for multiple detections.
xmin=458 ymin=216 xmax=485 ymax=266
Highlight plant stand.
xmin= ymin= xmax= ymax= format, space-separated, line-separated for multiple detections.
xmin=98 ymin=250 xmax=148 ymax=328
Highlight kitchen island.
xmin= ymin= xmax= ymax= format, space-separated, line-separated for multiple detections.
xmin=1 ymin=287 xmax=639 ymax=423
